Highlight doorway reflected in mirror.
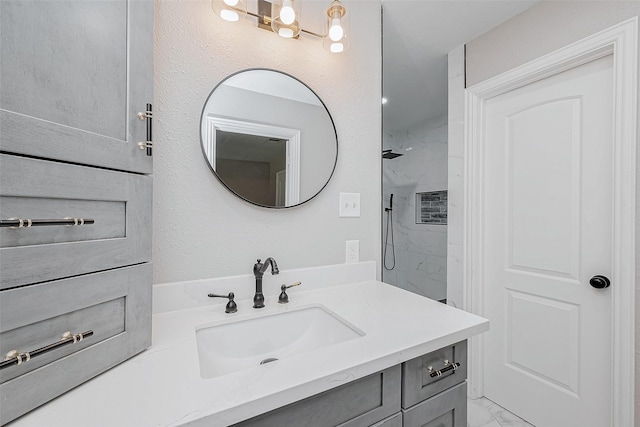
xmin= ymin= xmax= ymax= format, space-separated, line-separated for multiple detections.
xmin=200 ymin=69 xmax=337 ymax=208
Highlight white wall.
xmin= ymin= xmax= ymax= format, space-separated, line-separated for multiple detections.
xmin=463 ymin=2 xmax=640 ymax=424
xmin=446 ymin=44 xmax=465 ymax=310
xmin=382 ymin=115 xmax=448 ymax=301
xmin=153 ymin=0 xmax=381 ymax=284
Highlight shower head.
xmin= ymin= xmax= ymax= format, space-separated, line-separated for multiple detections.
xmin=382 ymin=149 xmax=403 ymax=159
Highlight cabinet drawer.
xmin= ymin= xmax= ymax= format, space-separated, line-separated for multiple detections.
xmin=402 ymin=340 xmax=467 ymax=409
xmin=0 ymin=154 xmax=151 ymax=289
xmin=402 ymin=382 xmax=467 ymax=427
xmin=234 ymin=365 xmax=401 ymax=427
xmin=0 ymin=263 xmax=152 ymax=425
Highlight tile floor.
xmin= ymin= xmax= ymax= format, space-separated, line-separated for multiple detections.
xmin=468 ymin=397 xmax=535 ymax=427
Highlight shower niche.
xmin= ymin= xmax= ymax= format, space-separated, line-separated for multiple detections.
xmin=416 ymin=191 xmax=447 ymax=224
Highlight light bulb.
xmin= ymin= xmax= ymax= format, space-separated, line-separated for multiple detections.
xmin=223 ymin=0 xmax=238 ymax=6
xmin=329 ymin=18 xmax=343 ymax=41
xmin=279 ymin=27 xmax=294 ymax=38
xmin=280 ymin=0 xmax=296 ymax=25
xmin=220 ymin=8 xmax=239 ymax=21
xmin=330 ymin=42 xmax=344 ymax=53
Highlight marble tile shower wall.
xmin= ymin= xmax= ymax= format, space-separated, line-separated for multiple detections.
xmin=383 ymin=115 xmax=448 ymax=301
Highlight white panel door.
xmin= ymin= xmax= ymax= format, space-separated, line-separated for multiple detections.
xmin=483 ymin=55 xmax=613 ymax=427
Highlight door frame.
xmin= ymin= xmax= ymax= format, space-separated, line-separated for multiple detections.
xmin=463 ymin=18 xmax=637 ymax=426
xmin=203 ymin=116 xmax=301 ymax=205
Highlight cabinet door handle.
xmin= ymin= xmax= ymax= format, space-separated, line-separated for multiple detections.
xmin=427 ymin=359 xmax=461 ymax=378
xmin=137 ymin=103 xmax=153 ymax=156
xmin=0 ymin=330 xmax=94 ymax=370
xmin=1 ymin=218 xmax=95 ymax=228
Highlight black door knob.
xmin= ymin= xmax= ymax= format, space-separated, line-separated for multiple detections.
xmin=589 ymin=275 xmax=611 ymax=289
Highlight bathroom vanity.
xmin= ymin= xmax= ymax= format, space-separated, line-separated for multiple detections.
xmin=235 ymin=341 xmax=468 ymax=427
xmin=10 ymin=262 xmax=488 ymax=427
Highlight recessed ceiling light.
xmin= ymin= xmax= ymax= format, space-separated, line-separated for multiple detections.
xmin=381 ymin=97 xmax=388 ymax=105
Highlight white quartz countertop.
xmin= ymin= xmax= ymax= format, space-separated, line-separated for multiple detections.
xmin=11 ymin=278 xmax=489 ymax=427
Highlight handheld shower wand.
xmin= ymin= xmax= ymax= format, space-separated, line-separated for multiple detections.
xmin=384 ymin=194 xmax=396 ymax=270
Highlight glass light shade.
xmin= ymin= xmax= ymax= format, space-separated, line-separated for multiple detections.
xmin=272 ymin=20 xmax=301 ymax=38
xmin=280 ymin=0 xmax=296 ymax=25
xmin=279 ymin=27 xmax=294 ymax=38
xmin=329 ymin=42 xmax=344 ymax=53
xmin=271 ymin=0 xmax=301 ymax=38
xmin=211 ymin=0 xmax=247 ymax=22
xmin=323 ymin=1 xmax=349 ymax=53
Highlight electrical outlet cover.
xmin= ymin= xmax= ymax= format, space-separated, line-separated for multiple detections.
xmin=346 ymin=240 xmax=359 ymax=263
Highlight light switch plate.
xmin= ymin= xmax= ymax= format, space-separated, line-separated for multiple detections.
xmin=346 ymin=240 xmax=359 ymax=263
xmin=339 ymin=193 xmax=360 ymax=217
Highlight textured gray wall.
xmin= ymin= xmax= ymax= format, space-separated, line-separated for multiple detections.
xmin=153 ymin=0 xmax=381 ymax=284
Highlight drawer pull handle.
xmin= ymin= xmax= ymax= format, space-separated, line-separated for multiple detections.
xmin=1 ymin=217 xmax=95 ymax=228
xmin=137 ymin=103 xmax=153 ymax=156
xmin=0 ymin=330 xmax=93 ymax=370
xmin=428 ymin=359 xmax=461 ymax=378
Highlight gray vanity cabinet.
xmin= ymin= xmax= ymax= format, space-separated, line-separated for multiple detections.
xmin=0 ymin=1 xmax=153 ymax=424
xmin=235 ymin=366 xmax=402 ymax=427
xmin=401 ymin=341 xmax=468 ymax=427
xmin=371 ymin=413 xmax=403 ymax=427
xmin=0 ymin=0 xmax=153 ymax=174
xmin=402 ymin=383 xmax=467 ymax=427
xmin=232 ymin=341 xmax=468 ymax=427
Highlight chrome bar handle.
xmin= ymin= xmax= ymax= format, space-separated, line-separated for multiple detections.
xmin=1 ymin=218 xmax=95 ymax=228
xmin=0 ymin=330 xmax=94 ymax=370
xmin=137 ymin=103 xmax=153 ymax=156
xmin=427 ymin=359 xmax=461 ymax=378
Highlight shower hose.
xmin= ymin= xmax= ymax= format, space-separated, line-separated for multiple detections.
xmin=383 ymin=197 xmax=396 ymax=270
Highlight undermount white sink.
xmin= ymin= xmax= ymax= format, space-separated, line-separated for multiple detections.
xmin=195 ymin=304 xmax=365 ymax=379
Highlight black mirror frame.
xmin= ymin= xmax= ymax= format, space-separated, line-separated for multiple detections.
xmin=199 ymin=68 xmax=338 ymax=209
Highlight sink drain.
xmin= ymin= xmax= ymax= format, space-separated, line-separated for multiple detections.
xmin=260 ymin=357 xmax=279 ymax=365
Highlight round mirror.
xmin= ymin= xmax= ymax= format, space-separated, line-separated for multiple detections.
xmin=200 ymin=69 xmax=338 ymax=208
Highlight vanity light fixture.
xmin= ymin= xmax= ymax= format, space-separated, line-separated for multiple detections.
xmin=323 ymin=0 xmax=349 ymax=54
xmin=211 ymin=0 xmax=350 ymax=53
xmin=212 ymin=0 xmax=248 ymax=22
xmin=271 ymin=0 xmax=301 ymax=38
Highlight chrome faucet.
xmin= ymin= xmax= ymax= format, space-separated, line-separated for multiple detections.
xmin=252 ymin=258 xmax=279 ymax=308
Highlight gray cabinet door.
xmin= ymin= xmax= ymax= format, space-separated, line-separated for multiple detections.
xmin=234 ymin=365 xmax=402 ymax=427
xmin=0 ymin=0 xmax=153 ymax=174
xmin=370 ymin=413 xmax=402 ymax=427
xmin=402 ymin=382 xmax=467 ymax=427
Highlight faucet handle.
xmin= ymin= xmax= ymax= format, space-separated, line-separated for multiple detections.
xmin=278 ymin=281 xmax=302 ymax=304
xmin=208 ymin=292 xmax=238 ymax=313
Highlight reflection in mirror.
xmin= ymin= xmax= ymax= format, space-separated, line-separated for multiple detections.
xmin=200 ymin=69 xmax=337 ymax=208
